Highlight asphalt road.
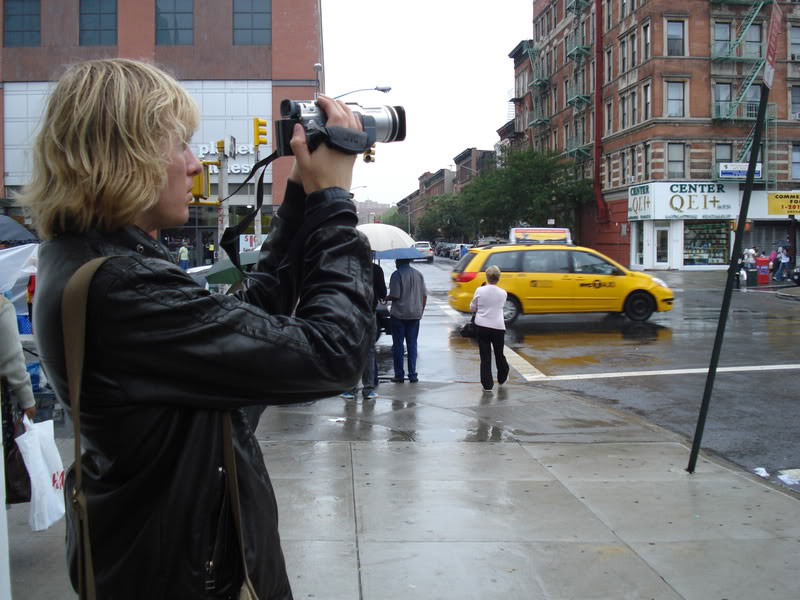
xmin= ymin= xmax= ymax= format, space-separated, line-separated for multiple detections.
xmin=390 ymin=256 xmax=799 ymax=492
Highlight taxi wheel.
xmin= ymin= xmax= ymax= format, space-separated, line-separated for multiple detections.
xmin=503 ymin=296 xmax=521 ymax=325
xmin=624 ymin=292 xmax=655 ymax=322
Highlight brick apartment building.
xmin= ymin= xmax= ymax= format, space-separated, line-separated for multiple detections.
xmin=506 ymin=0 xmax=800 ymax=270
xmin=452 ymin=147 xmax=496 ymax=194
xmin=0 ymin=0 xmax=323 ymax=268
xmin=398 ymin=167 xmax=455 ymax=236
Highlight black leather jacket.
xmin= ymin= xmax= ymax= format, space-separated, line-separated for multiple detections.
xmin=34 ymin=182 xmax=373 ymax=599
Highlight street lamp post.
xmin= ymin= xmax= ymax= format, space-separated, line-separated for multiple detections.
xmin=333 ymin=86 xmax=392 ymax=100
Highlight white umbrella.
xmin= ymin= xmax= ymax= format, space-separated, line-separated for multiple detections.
xmin=356 ymin=223 xmax=415 ymax=252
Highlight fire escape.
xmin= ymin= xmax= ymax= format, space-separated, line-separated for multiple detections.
xmin=526 ymin=42 xmax=550 ymax=151
xmin=563 ymin=0 xmax=592 ymax=160
xmin=710 ymin=0 xmax=777 ymax=187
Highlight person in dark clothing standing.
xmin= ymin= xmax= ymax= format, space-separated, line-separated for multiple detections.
xmin=20 ymin=59 xmax=372 ymax=600
xmin=386 ymin=258 xmax=427 ymax=382
xmin=342 ymin=258 xmax=386 ymax=400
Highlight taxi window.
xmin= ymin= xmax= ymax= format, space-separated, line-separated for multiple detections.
xmin=570 ymin=251 xmax=623 ymax=276
xmin=522 ymin=250 xmax=570 ymax=273
xmin=482 ymin=251 xmax=521 ymax=272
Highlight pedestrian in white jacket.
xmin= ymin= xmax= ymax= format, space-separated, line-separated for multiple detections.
xmin=0 ymin=295 xmax=35 ymax=418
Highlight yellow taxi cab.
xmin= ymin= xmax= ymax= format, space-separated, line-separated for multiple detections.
xmin=448 ymin=242 xmax=674 ymax=323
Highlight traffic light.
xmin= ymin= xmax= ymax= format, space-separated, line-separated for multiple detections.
xmin=253 ymin=117 xmax=268 ymax=147
xmin=192 ymin=164 xmax=210 ymax=199
xmin=363 ymin=146 xmax=375 ymax=163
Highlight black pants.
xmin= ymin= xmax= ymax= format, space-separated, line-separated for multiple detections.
xmin=477 ymin=325 xmax=509 ymax=390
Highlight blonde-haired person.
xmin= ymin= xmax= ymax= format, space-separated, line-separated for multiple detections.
xmin=469 ymin=265 xmax=510 ymax=391
xmin=21 ymin=59 xmax=373 ymax=599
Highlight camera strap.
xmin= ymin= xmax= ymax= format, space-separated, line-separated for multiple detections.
xmin=219 ymin=151 xmax=277 ymax=271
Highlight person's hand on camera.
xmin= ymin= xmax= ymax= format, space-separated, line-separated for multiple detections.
xmin=290 ymin=95 xmax=359 ymax=194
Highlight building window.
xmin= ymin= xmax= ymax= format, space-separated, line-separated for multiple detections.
xmin=631 ymin=90 xmax=637 ymax=124
xmin=792 ymin=86 xmax=800 ymax=116
xmin=621 ymin=0 xmax=626 ymax=19
xmin=606 ymin=0 xmax=612 ymax=31
xmin=714 ymin=82 xmax=732 ymax=118
xmin=643 ymin=143 xmax=650 ymax=179
xmin=643 ymin=83 xmax=650 ymax=119
xmin=606 ymin=155 xmax=612 ymax=184
xmin=793 ymin=144 xmax=800 ymax=179
xmin=233 ymin=0 xmax=271 ymax=45
xmin=746 ymin=85 xmax=761 ymax=119
xmin=156 ymin=0 xmax=193 ymax=45
xmin=606 ymin=48 xmax=613 ymax=81
xmin=564 ymin=79 xmax=569 ymax=108
xmin=667 ymin=81 xmax=685 ymax=117
xmin=714 ymin=22 xmax=731 ymax=56
xmin=630 ymin=147 xmax=637 ymax=179
xmin=792 ymin=26 xmax=800 ymax=60
xmin=667 ymin=20 xmax=685 ymax=57
xmin=564 ymin=38 xmax=568 ymax=64
xmin=4 ymin=0 xmax=40 ymax=47
xmin=606 ymin=101 xmax=613 ymax=133
xmin=631 ymin=33 xmax=637 ymax=66
xmin=643 ymin=23 xmax=650 ymax=59
xmin=79 ymin=0 xmax=116 ymax=46
xmin=714 ymin=143 xmax=732 ymax=176
xmin=621 ymin=151 xmax=627 ymax=181
xmin=621 ymin=96 xmax=628 ymax=128
xmin=667 ymin=143 xmax=685 ymax=178
xmin=621 ymin=39 xmax=627 ymax=72
xmin=564 ymin=123 xmax=569 ymax=149
xmin=745 ymin=23 xmax=762 ymax=58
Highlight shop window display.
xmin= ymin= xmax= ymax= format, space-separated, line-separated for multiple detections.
xmin=684 ymin=222 xmax=729 ymax=265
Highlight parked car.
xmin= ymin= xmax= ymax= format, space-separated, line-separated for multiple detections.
xmin=448 ymin=242 xmax=674 ymax=324
xmin=436 ymin=242 xmax=453 ymax=257
xmin=414 ymin=241 xmax=434 ymax=263
xmin=791 ymin=265 xmax=800 ymax=286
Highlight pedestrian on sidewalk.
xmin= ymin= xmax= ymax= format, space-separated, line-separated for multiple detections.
xmin=19 ymin=59 xmax=373 ymax=599
xmin=342 ymin=257 xmax=386 ymax=400
xmin=774 ymin=247 xmax=791 ymax=281
xmin=470 ymin=266 xmax=509 ymax=392
xmin=1 ymin=295 xmax=36 ymax=445
xmin=387 ymin=258 xmax=426 ymax=382
xmin=177 ymin=239 xmax=190 ymax=270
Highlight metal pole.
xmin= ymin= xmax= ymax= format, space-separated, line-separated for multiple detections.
xmin=217 ymin=149 xmax=229 ymax=262
xmin=687 ymin=83 xmax=769 ymax=473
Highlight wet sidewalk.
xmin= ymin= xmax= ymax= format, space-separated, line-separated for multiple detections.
xmin=8 ymin=337 xmax=800 ymax=598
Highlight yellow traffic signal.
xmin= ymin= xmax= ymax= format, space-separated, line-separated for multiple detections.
xmin=192 ymin=164 xmax=210 ymax=199
xmin=363 ymin=146 xmax=375 ymax=163
xmin=253 ymin=117 xmax=268 ymax=147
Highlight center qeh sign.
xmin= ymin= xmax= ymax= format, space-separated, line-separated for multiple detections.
xmin=628 ymin=183 xmax=739 ymax=221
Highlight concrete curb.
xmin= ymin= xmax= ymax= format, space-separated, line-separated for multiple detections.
xmin=775 ymin=288 xmax=800 ymax=302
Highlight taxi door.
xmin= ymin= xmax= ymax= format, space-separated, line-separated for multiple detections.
xmin=520 ymin=249 xmax=574 ymax=313
xmin=568 ymin=250 xmax=626 ymax=312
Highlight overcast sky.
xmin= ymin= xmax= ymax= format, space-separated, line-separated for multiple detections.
xmin=320 ymin=0 xmax=533 ymax=207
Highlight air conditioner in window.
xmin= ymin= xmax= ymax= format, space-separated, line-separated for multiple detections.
xmin=628 ymin=176 xmax=636 ymax=183
xmin=792 ymin=54 xmax=800 ymax=61
xmin=793 ymin=112 xmax=800 ymax=120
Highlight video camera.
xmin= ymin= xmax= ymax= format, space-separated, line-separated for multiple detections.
xmin=274 ymin=99 xmax=406 ymax=158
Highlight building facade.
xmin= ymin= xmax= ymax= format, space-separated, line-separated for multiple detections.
xmin=509 ymin=0 xmax=799 ymax=270
xmin=0 ymin=0 xmax=323 ymax=267
xmin=452 ymin=147 xmax=496 ymax=194
xmin=398 ymin=168 xmax=456 ymax=237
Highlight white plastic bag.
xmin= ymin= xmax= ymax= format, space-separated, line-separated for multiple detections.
xmin=15 ymin=415 xmax=65 ymax=531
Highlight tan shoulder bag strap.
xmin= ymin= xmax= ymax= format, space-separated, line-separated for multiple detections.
xmin=223 ymin=412 xmax=259 ymax=600
xmin=62 ymin=256 xmax=110 ymax=600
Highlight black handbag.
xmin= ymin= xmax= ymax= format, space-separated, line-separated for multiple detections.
xmin=3 ymin=376 xmax=31 ymax=504
xmin=460 ymin=314 xmax=477 ymax=338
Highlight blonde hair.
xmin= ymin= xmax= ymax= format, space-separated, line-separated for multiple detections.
xmin=486 ymin=265 xmax=501 ymax=284
xmin=18 ymin=59 xmax=199 ymax=240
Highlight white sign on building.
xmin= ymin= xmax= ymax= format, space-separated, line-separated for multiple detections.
xmin=628 ymin=182 xmax=740 ymax=221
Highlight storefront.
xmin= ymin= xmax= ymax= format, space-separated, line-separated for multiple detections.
xmin=627 ymin=181 xmax=794 ymax=270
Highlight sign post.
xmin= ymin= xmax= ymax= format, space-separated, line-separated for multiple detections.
xmin=687 ymin=2 xmax=782 ymax=473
